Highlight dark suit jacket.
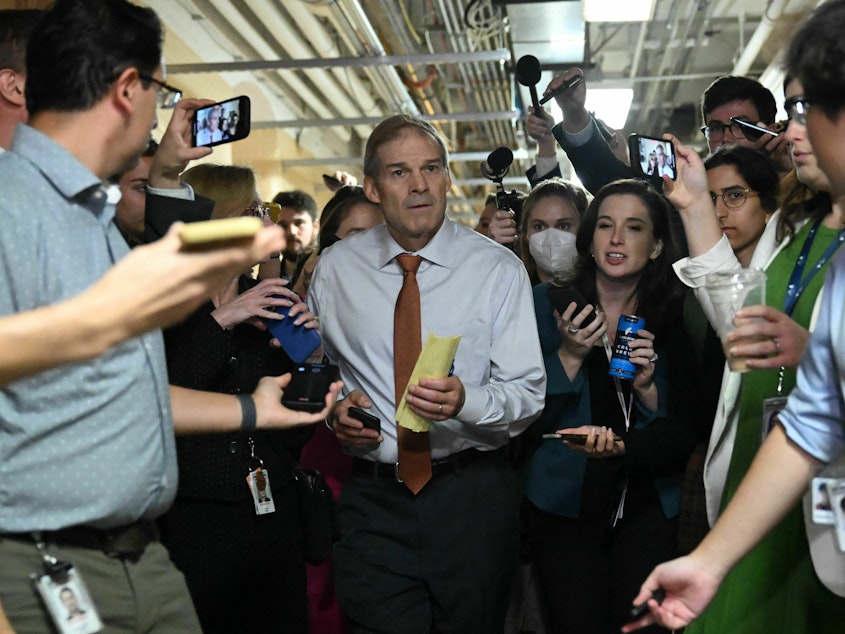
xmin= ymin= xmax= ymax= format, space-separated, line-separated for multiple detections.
xmin=163 ymin=276 xmax=312 ymax=500
xmin=143 ymin=191 xmax=215 ymax=243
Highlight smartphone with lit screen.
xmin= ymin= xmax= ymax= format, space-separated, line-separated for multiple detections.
xmin=192 ymin=96 xmax=251 ymax=148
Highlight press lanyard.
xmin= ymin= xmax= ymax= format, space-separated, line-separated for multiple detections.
xmin=782 ymin=219 xmax=845 ymax=317
xmin=602 ymin=331 xmax=636 ymax=527
xmin=601 ymin=333 xmax=633 ymax=431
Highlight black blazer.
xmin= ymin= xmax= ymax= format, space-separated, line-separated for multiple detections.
xmin=163 ymin=276 xmax=313 ymax=500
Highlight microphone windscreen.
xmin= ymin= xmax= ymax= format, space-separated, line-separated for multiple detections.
xmin=487 ymin=146 xmax=514 ymax=173
xmin=516 ymin=55 xmax=542 ymax=87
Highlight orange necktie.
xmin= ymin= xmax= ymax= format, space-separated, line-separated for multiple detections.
xmin=394 ymin=254 xmax=431 ymax=494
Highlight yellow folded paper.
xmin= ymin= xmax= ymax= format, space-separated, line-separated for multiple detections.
xmin=396 ymin=333 xmax=461 ymax=432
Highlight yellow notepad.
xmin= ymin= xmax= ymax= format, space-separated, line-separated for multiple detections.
xmin=396 ymin=333 xmax=461 ymax=432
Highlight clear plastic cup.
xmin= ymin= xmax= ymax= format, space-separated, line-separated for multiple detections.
xmin=705 ymin=268 xmax=767 ymax=372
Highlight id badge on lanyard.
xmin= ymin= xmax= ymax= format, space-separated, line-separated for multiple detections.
xmin=30 ymin=535 xmax=104 ymax=634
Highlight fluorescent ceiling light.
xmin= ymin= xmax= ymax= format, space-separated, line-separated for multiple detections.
xmin=550 ymin=88 xmax=634 ymax=131
xmin=585 ymin=88 xmax=634 ymax=129
xmin=583 ymin=0 xmax=654 ymax=22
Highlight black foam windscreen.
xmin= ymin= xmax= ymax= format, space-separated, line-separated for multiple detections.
xmin=516 ymin=55 xmax=542 ymax=87
xmin=487 ymin=146 xmax=514 ymax=173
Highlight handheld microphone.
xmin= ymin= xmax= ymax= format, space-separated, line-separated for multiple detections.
xmin=480 ymin=146 xmax=513 ymax=181
xmin=516 ymin=55 xmax=542 ymax=113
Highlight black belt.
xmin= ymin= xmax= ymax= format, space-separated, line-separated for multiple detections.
xmin=1 ymin=520 xmax=159 ymax=560
xmin=352 ymin=446 xmax=505 ymax=482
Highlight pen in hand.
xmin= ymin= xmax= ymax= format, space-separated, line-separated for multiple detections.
xmin=539 ymin=74 xmax=583 ymax=105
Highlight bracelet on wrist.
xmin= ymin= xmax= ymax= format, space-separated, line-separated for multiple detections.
xmin=237 ymin=393 xmax=257 ymax=436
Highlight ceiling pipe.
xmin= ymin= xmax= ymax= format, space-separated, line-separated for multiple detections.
xmin=334 ymin=0 xmax=420 ymax=115
xmin=260 ymin=109 xmax=519 ymax=131
xmin=442 ymin=0 xmax=513 ymax=150
xmin=281 ymin=1 xmax=383 ymax=121
xmin=156 ymin=0 xmax=352 ymax=145
xmin=281 ymin=148 xmax=530 ymax=168
xmin=166 ymin=50 xmax=512 ymax=73
xmin=241 ymin=0 xmax=372 ymax=139
xmin=732 ymin=0 xmax=790 ymax=76
xmin=644 ymin=0 xmax=721 ymax=133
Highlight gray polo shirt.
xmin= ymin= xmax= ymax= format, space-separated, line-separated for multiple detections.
xmin=0 ymin=124 xmax=177 ymax=531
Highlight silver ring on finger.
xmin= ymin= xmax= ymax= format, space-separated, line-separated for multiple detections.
xmin=438 ymin=404 xmax=443 ymax=414
xmin=567 ymin=324 xmax=579 ymax=335
xmin=771 ymin=337 xmax=780 ymax=355
xmin=649 ymin=353 xmax=659 ymax=363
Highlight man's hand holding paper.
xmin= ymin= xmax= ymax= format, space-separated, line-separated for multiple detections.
xmin=399 ymin=334 xmax=462 ymax=431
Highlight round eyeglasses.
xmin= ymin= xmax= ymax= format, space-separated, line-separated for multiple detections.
xmin=784 ymin=96 xmax=810 ymax=126
xmin=709 ymin=187 xmax=760 ymax=210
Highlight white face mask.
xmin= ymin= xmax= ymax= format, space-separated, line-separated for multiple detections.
xmin=528 ymin=228 xmax=578 ymax=278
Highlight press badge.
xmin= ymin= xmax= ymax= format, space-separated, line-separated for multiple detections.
xmin=812 ymin=477 xmax=838 ymax=525
xmin=761 ymin=396 xmax=788 ymax=443
xmin=829 ymin=481 xmax=845 ymax=553
xmin=761 ymin=369 xmax=788 ymax=443
xmin=32 ymin=565 xmax=103 ymax=634
xmin=246 ymin=467 xmax=276 ymax=515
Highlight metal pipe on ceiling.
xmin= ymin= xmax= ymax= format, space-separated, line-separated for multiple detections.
xmin=261 ymin=109 xmax=518 ymax=130
xmin=334 ymin=0 xmax=421 ymax=115
xmin=238 ymin=0 xmax=371 ymax=139
xmin=636 ymin=0 xmax=692 ymax=133
xmin=731 ymin=0 xmax=790 ymax=76
xmin=281 ymin=148 xmax=530 ymax=168
xmin=280 ymin=1 xmax=383 ymax=128
xmin=644 ymin=0 xmax=720 ymax=133
xmin=166 ymin=49 xmax=512 ymax=73
xmin=186 ymin=0 xmax=353 ymax=143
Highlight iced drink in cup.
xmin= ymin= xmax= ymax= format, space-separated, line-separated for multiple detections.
xmin=705 ymin=268 xmax=767 ymax=372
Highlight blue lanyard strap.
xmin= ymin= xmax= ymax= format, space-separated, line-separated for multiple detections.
xmin=783 ymin=219 xmax=845 ymax=317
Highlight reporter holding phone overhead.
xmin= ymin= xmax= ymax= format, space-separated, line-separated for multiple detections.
xmin=158 ymin=163 xmax=323 ymax=634
xmin=521 ymin=179 xmax=703 ymax=633
xmin=309 ymin=114 xmax=545 ymax=634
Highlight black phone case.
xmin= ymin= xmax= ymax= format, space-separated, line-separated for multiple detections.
xmin=628 ymin=133 xmax=676 ymax=181
xmin=545 ymin=286 xmax=596 ymax=328
xmin=191 ymin=96 xmax=251 ymax=148
xmin=282 ymin=363 xmax=339 ymax=412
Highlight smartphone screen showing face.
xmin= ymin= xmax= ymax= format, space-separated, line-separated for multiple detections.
xmin=192 ymin=96 xmax=251 ymax=148
xmin=628 ymin=134 xmax=676 ymax=181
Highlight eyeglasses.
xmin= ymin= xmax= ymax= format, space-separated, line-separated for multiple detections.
xmin=784 ymin=96 xmax=810 ymax=126
xmin=709 ymin=187 xmax=760 ymax=210
xmin=700 ymin=119 xmax=755 ymax=142
xmin=138 ymin=74 xmax=182 ymax=109
xmin=242 ymin=203 xmax=276 ymax=220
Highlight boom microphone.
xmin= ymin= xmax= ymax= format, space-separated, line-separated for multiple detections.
xmin=480 ymin=146 xmax=513 ymax=181
xmin=516 ymin=54 xmax=542 ymax=113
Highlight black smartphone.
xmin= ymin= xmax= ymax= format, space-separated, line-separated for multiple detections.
xmin=282 ymin=363 xmax=339 ymax=412
xmin=628 ymin=134 xmax=676 ymax=181
xmin=730 ymin=117 xmax=778 ymax=141
xmin=348 ymin=407 xmax=380 ymax=434
xmin=192 ymin=96 xmax=251 ymax=148
xmin=322 ymin=173 xmax=343 ymax=190
xmin=545 ymin=285 xmax=596 ymax=328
